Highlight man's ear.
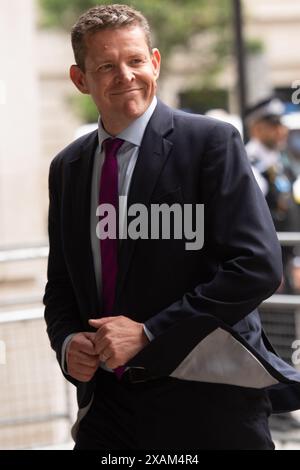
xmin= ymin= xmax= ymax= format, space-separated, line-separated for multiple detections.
xmin=151 ymin=48 xmax=161 ymax=81
xmin=70 ymin=65 xmax=90 ymax=94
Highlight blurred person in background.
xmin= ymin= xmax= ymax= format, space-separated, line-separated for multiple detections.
xmin=44 ymin=4 xmax=300 ymax=450
xmin=283 ymin=118 xmax=300 ymax=294
xmin=246 ymin=98 xmax=300 ymax=432
xmin=246 ymin=97 xmax=299 ymax=294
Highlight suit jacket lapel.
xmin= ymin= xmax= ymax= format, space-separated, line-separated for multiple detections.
xmin=116 ymin=101 xmax=174 ymax=304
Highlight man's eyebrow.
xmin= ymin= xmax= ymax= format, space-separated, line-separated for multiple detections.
xmin=128 ymin=52 xmax=147 ymax=57
xmin=91 ymin=51 xmax=147 ymax=65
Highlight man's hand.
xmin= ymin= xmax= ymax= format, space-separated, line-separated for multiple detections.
xmin=88 ymin=316 xmax=149 ymax=369
xmin=66 ymin=332 xmax=100 ymax=382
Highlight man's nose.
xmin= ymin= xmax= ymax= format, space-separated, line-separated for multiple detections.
xmin=115 ymin=64 xmax=135 ymax=83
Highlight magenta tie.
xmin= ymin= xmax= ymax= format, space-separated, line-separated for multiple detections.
xmin=99 ymin=138 xmax=125 ymax=379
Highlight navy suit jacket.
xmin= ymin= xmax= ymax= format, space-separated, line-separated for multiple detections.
xmin=44 ymin=99 xmax=300 ymax=415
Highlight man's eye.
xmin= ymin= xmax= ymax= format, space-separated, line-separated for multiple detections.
xmin=98 ymin=64 xmax=113 ymax=72
xmin=130 ymin=58 xmax=144 ymax=65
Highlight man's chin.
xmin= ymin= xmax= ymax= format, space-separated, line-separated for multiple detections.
xmin=121 ymin=99 xmax=148 ymax=119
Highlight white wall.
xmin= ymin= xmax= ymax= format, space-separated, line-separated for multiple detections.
xmin=0 ymin=0 xmax=43 ymax=246
xmin=244 ymin=0 xmax=300 ymax=88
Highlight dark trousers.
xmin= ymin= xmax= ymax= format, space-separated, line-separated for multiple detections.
xmin=74 ymin=369 xmax=274 ymax=450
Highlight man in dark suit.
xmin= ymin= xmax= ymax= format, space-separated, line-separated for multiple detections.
xmin=43 ymin=4 xmax=300 ymax=450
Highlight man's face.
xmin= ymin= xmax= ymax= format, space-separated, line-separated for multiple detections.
xmin=70 ymin=26 xmax=161 ymax=135
xmin=252 ymin=120 xmax=286 ymax=150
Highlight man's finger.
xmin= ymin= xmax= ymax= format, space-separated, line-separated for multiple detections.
xmin=83 ymin=332 xmax=96 ymax=342
xmin=73 ymin=351 xmax=100 ymax=367
xmin=75 ymin=361 xmax=99 ymax=371
xmin=72 ymin=372 xmax=95 ymax=383
xmin=78 ymin=342 xmax=98 ymax=356
xmin=94 ymin=337 xmax=110 ymax=356
xmin=71 ymin=334 xmax=97 ymax=355
xmin=89 ymin=317 xmax=116 ymax=328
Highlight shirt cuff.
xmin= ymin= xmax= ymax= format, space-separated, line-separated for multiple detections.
xmin=143 ymin=324 xmax=155 ymax=341
xmin=61 ymin=333 xmax=76 ymax=374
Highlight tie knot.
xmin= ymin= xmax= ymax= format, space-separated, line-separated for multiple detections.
xmin=103 ymin=138 xmax=124 ymax=158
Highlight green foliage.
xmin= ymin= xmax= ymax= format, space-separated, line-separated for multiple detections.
xmin=39 ymin=0 xmax=233 ymax=59
xmin=180 ymin=88 xmax=228 ymax=114
xmin=245 ymin=38 xmax=264 ymax=54
xmin=40 ymin=0 xmax=234 ymax=122
xmin=69 ymin=94 xmax=99 ymax=123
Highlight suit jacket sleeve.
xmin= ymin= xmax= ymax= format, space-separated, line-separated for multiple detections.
xmin=143 ymin=124 xmax=282 ymax=338
xmin=43 ymin=158 xmax=83 ymax=385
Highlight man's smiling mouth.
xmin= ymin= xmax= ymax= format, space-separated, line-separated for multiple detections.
xmin=111 ymin=88 xmax=143 ymax=95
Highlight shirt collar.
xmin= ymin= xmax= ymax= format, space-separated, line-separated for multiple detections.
xmin=97 ymin=96 xmax=157 ymax=149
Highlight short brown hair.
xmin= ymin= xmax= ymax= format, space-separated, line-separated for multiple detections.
xmin=71 ymin=4 xmax=153 ymax=71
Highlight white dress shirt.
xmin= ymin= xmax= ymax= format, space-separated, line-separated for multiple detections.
xmin=61 ymin=97 xmax=157 ymax=374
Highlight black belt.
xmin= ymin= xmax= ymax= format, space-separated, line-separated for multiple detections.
xmin=122 ymin=367 xmax=158 ymax=384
